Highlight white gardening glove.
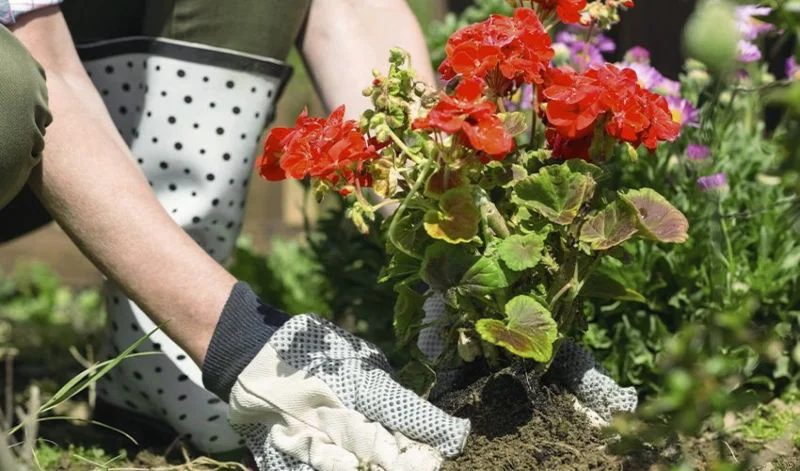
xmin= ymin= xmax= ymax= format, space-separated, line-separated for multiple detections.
xmin=418 ymin=292 xmax=637 ymax=421
xmin=228 ymin=313 xmax=471 ymax=471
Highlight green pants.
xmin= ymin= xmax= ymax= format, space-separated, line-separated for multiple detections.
xmin=0 ymin=26 xmax=51 ymax=212
xmin=0 ymin=0 xmax=310 ymax=242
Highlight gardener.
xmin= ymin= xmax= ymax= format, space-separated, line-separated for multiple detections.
xmin=0 ymin=1 xmax=636 ymax=469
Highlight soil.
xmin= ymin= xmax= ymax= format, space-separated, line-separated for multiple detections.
xmin=435 ymin=364 xmax=659 ymax=471
xmin=435 ymin=364 xmax=800 ymax=471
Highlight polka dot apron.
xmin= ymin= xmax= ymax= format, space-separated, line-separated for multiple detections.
xmin=77 ymin=37 xmax=291 ymax=454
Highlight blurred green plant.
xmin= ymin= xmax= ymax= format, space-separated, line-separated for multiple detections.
xmin=0 ymin=263 xmax=105 ymax=357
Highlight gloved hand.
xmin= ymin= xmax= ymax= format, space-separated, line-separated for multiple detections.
xmin=418 ymin=292 xmax=637 ymax=421
xmin=230 ymin=314 xmax=470 ymax=470
xmin=202 ymin=283 xmax=470 ymax=471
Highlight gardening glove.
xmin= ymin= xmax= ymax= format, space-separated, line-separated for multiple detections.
xmin=418 ymin=292 xmax=637 ymax=421
xmin=203 ymin=282 xmax=471 ymax=471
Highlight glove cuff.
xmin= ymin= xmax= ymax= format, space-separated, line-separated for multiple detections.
xmin=202 ymin=281 xmax=290 ymax=401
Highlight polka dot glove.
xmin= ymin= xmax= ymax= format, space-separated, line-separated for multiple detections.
xmin=228 ymin=314 xmax=471 ymax=471
xmin=418 ymin=292 xmax=637 ymax=421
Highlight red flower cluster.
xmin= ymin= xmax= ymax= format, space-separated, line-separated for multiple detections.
xmin=542 ymin=64 xmax=680 ymax=159
xmin=438 ymin=8 xmax=553 ymax=94
xmin=412 ymin=77 xmax=514 ymax=159
xmin=257 ymin=106 xmax=379 ymax=193
xmin=531 ymin=0 xmax=587 ymax=24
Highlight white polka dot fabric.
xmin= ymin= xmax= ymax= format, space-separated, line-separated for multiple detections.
xmin=80 ymin=37 xmax=286 ymax=454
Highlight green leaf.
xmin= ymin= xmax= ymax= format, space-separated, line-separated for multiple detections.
xmin=580 ymin=200 xmax=639 ymax=251
xmin=459 ymin=256 xmax=508 ymax=296
xmin=566 ymin=159 xmax=605 ymax=180
xmin=420 ymin=243 xmax=476 ymax=292
xmin=497 ymin=233 xmax=545 ymax=271
xmin=513 ymin=164 xmax=596 ymax=225
xmin=499 ymin=111 xmax=528 ymax=137
xmin=393 ymin=284 xmax=425 ymax=346
xmin=391 ymin=208 xmax=429 ymax=257
xmin=581 ymin=271 xmax=646 ymax=303
xmin=394 ymin=358 xmax=436 ymax=396
xmin=475 ymin=295 xmax=557 ymax=361
xmin=379 ymin=251 xmax=421 ymax=283
xmin=620 ymin=188 xmax=689 ymax=243
xmin=425 ymin=168 xmax=466 ymax=199
xmin=424 ymin=187 xmax=481 ymax=244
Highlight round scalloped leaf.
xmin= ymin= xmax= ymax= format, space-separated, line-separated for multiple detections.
xmin=391 ymin=209 xmax=429 ymax=258
xmin=513 ymin=164 xmax=596 ymax=225
xmin=620 ymin=188 xmax=689 ymax=243
xmin=420 ymin=243 xmax=476 ymax=292
xmin=459 ymin=256 xmax=508 ymax=296
xmin=498 ymin=233 xmax=545 ymax=271
xmin=475 ymin=295 xmax=557 ymax=361
xmin=579 ymin=200 xmax=639 ymax=251
xmin=425 ymin=168 xmax=466 ymax=199
xmin=424 ymin=187 xmax=481 ymax=244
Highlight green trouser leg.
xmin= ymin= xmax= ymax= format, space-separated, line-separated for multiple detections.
xmin=61 ymin=0 xmax=310 ymax=60
xmin=0 ymin=25 xmax=52 ymax=212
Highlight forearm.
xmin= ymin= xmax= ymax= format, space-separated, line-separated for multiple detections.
xmin=300 ymin=0 xmax=436 ymax=118
xmin=12 ymin=8 xmax=235 ymax=366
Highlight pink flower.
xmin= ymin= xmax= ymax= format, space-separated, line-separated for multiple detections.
xmin=686 ymin=144 xmax=710 ymax=160
xmin=623 ymin=46 xmax=651 ymax=64
xmin=697 ymin=173 xmax=728 ymax=192
xmin=666 ymin=96 xmax=700 ymax=128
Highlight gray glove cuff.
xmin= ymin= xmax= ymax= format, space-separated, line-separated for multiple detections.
xmin=202 ymin=281 xmax=290 ymax=401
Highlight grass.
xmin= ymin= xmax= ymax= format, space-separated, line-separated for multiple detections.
xmin=735 ymin=390 xmax=800 ymax=448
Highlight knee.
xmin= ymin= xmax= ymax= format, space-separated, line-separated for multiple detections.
xmin=0 ymin=26 xmax=53 ymax=209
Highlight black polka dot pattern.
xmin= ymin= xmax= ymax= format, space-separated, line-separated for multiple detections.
xmin=84 ymin=45 xmax=283 ymax=455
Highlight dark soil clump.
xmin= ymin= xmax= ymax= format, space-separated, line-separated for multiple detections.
xmin=436 ymin=366 xmax=659 ymax=471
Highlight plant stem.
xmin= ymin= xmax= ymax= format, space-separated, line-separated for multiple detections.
xmin=387 ymin=128 xmax=425 ymax=165
xmin=387 ymin=159 xmax=435 ymax=259
xmin=529 ymin=86 xmax=538 ymax=148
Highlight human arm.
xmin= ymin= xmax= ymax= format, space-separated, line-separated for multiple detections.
xmin=299 ymin=0 xmax=436 ymax=118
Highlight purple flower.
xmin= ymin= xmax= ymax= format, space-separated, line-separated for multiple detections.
xmin=697 ymin=173 xmax=728 ymax=192
xmin=504 ymin=84 xmax=534 ymax=112
xmin=736 ymin=5 xmax=774 ymax=41
xmin=738 ymin=39 xmax=762 ymax=63
xmin=686 ymin=144 xmax=710 ymax=160
xmin=622 ymin=62 xmax=681 ymax=97
xmin=787 ymin=57 xmax=800 ymax=80
xmin=667 ymin=96 xmax=700 ymax=128
xmin=555 ymin=27 xmax=616 ymax=72
xmin=623 ymin=46 xmax=651 ymax=64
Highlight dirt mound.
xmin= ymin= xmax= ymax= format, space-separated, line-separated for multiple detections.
xmin=436 ymin=367 xmax=658 ymax=471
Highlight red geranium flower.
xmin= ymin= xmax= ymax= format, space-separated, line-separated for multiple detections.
xmin=412 ymin=77 xmax=514 ymax=159
xmin=532 ymin=0 xmax=587 ymax=24
xmin=546 ymin=128 xmax=592 ymax=160
xmin=439 ymin=8 xmax=553 ymax=95
xmin=542 ymin=67 xmax=605 ymax=139
xmin=541 ymin=64 xmax=680 ymax=159
xmin=257 ymin=106 xmax=379 ymax=193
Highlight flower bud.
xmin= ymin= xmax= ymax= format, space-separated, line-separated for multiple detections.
xmin=376 ymin=128 xmax=390 ymax=143
xmin=389 ymin=47 xmax=406 ymax=66
xmin=683 ymin=0 xmax=739 ymax=74
xmin=369 ymin=112 xmax=386 ymax=127
xmin=376 ymin=95 xmax=389 ymax=109
xmin=457 ymin=329 xmax=481 ymax=363
xmin=362 ymin=86 xmax=374 ymax=97
xmin=414 ymin=82 xmax=427 ymax=97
